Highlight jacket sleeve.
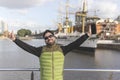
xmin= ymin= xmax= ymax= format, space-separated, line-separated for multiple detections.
xmin=61 ymin=33 xmax=89 ymax=55
xmin=13 ymin=39 xmax=42 ymax=57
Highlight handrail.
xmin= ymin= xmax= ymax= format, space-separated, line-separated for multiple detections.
xmin=0 ymin=68 xmax=40 ymax=71
xmin=0 ymin=68 xmax=119 ymax=80
xmin=0 ymin=68 xmax=120 ymax=72
xmin=64 ymin=69 xmax=120 ymax=72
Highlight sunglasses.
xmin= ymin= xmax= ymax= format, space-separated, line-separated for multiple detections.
xmin=44 ymin=35 xmax=54 ymax=40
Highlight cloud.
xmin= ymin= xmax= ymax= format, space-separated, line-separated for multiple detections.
xmin=98 ymin=1 xmax=119 ymax=18
xmin=7 ymin=20 xmax=51 ymax=33
xmin=86 ymin=0 xmax=120 ymax=19
xmin=15 ymin=9 xmax=29 ymax=15
xmin=0 ymin=0 xmax=54 ymax=9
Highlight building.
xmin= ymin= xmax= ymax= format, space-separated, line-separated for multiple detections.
xmin=0 ymin=20 xmax=8 ymax=37
xmin=115 ymin=23 xmax=120 ymax=34
xmin=96 ymin=18 xmax=120 ymax=40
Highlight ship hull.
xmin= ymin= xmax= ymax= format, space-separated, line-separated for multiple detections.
xmin=57 ymin=34 xmax=98 ymax=52
xmin=78 ymin=35 xmax=98 ymax=52
xmin=73 ymin=47 xmax=95 ymax=55
xmin=76 ymin=46 xmax=96 ymax=52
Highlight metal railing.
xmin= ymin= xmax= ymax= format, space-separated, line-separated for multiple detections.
xmin=0 ymin=68 xmax=120 ymax=80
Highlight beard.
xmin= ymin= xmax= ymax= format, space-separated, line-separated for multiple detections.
xmin=46 ymin=40 xmax=55 ymax=46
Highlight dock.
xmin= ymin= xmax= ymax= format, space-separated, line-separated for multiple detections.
xmin=97 ymin=40 xmax=120 ymax=50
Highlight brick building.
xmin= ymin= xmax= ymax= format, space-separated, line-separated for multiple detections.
xmin=96 ymin=18 xmax=120 ymax=39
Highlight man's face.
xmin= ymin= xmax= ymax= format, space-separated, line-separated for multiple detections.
xmin=44 ymin=32 xmax=56 ymax=45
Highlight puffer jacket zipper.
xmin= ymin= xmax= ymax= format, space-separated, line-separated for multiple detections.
xmin=52 ymin=51 xmax=54 ymax=80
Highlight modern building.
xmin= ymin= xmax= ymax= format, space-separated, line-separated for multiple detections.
xmin=0 ymin=20 xmax=8 ymax=37
xmin=0 ymin=20 xmax=8 ymax=33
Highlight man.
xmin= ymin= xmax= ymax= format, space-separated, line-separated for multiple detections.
xmin=9 ymin=30 xmax=89 ymax=80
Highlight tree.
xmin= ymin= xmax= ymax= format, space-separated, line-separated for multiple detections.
xmin=26 ymin=29 xmax=32 ymax=35
xmin=17 ymin=29 xmax=32 ymax=37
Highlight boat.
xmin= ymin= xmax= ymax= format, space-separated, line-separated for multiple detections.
xmin=55 ymin=0 xmax=100 ymax=52
xmin=56 ymin=24 xmax=99 ymax=52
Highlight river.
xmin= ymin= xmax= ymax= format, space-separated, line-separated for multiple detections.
xmin=0 ymin=39 xmax=120 ymax=80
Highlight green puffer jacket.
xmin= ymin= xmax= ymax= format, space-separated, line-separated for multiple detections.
xmin=40 ymin=44 xmax=64 ymax=80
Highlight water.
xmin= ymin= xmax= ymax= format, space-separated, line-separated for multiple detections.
xmin=0 ymin=39 xmax=120 ymax=80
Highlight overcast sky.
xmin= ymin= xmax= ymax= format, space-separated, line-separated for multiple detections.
xmin=0 ymin=0 xmax=120 ymax=33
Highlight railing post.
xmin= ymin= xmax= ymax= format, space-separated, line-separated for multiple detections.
xmin=31 ymin=71 xmax=34 ymax=80
xmin=109 ymin=72 xmax=113 ymax=80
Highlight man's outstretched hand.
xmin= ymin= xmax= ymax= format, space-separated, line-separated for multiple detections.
xmin=8 ymin=31 xmax=16 ymax=41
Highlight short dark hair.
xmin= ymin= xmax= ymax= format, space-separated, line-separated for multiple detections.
xmin=43 ymin=30 xmax=54 ymax=38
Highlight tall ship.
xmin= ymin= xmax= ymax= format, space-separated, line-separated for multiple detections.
xmin=55 ymin=0 xmax=100 ymax=52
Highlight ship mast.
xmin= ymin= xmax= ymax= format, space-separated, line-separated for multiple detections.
xmin=57 ymin=2 xmax=63 ymax=33
xmin=57 ymin=0 xmax=71 ymax=33
xmin=65 ymin=0 xmax=69 ymax=27
xmin=76 ymin=0 xmax=87 ymax=33
xmin=82 ymin=0 xmax=87 ymax=33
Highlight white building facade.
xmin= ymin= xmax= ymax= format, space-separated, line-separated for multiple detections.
xmin=0 ymin=20 xmax=8 ymax=34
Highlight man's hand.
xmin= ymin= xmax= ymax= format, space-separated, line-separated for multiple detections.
xmin=86 ymin=32 xmax=91 ymax=37
xmin=8 ymin=31 xmax=16 ymax=41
